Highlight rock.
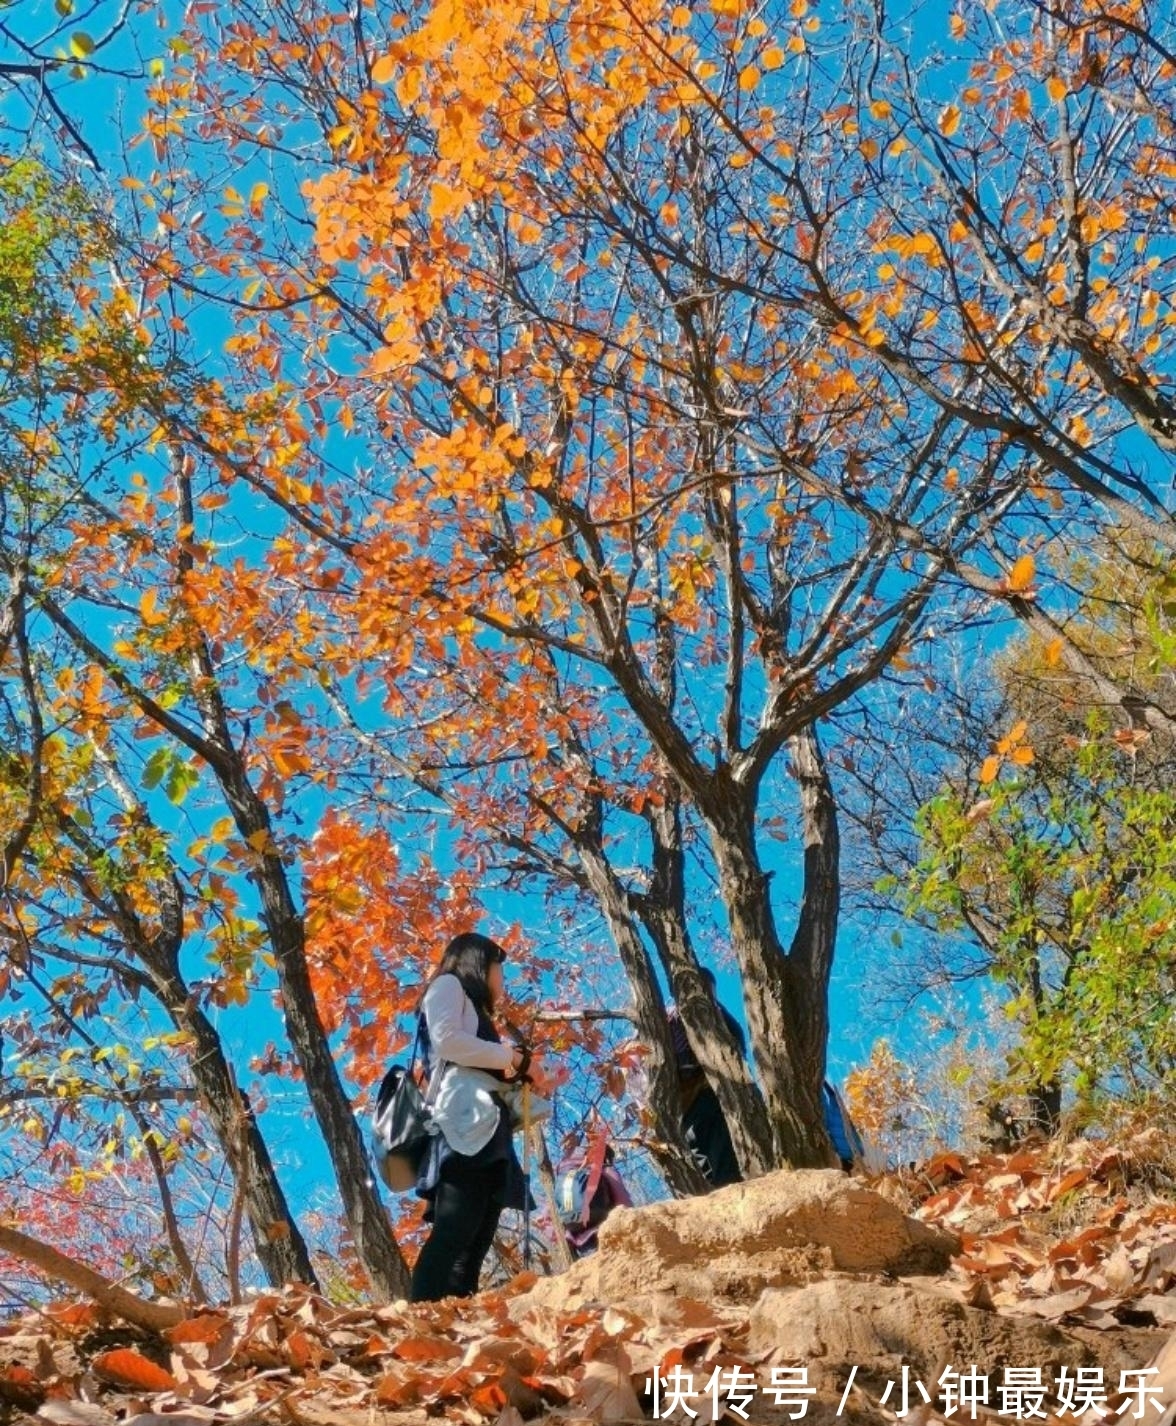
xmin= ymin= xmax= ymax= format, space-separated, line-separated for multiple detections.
xmin=748 ymin=1278 xmax=1166 ymax=1392
xmin=595 ymin=1170 xmax=957 ymax=1300
xmin=521 ymin=1170 xmax=959 ymax=1311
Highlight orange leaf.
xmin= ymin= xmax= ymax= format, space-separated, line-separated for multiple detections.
xmin=1006 ymin=554 xmax=1036 ymax=592
xmin=470 ymin=1382 xmax=507 ymax=1413
xmin=1044 ymin=637 xmax=1064 ymax=667
xmin=393 ymin=1335 xmax=463 ymax=1363
xmin=739 ymin=65 xmax=760 ymax=92
xmin=371 ymin=53 xmax=397 ymax=85
xmin=938 ymin=104 xmax=961 ymax=137
xmin=1002 ymin=719 xmax=1028 ymax=748
xmin=92 ymin=1348 xmax=179 ymax=1393
xmin=762 ymin=45 xmax=784 ymax=70
xmin=46 ymin=1301 xmax=102 ymax=1328
xmin=979 ymin=755 xmax=1001 ymax=785
xmin=1010 ymin=745 xmax=1034 ymax=766
xmin=167 ymin=1313 xmax=231 ymax=1345
xmin=140 ymin=588 xmax=167 ymax=628
xmin=1047 ymin=1168 xmax=1091 ymax=1204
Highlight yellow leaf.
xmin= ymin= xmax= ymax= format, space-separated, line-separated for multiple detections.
xmin=371 ymin=53 xmax=397 ymax=84
xmin=762 ymin=45 xmax=784 ymax=69
xmin=938 ymin=104 xmax=961 ymax=138
xmin=869 ymin=99 xmax=892 ymax=120
xmin=950 ymin=13 xmax=965 ymax=38
xmin=979 ymin=755 xmax=1001 ymax=785
xmin=140 ymin=589 xmax=167 ymax=627
xmin=671 ymin=4 xmax=691 ymax=24
xmin=1046 ymin=75 xmax=1067 ymax=102
xmin=1006 ymin=554 xmax=1036 ymax=592
xmin=787 ymin=34 xmax=805 ymax=53
xmin=739 ymin=65 xmax=761 ymax=92
xmin=396 ymin=65 xmax=422 ymax=106
xmin=998 ymin=720 xmax=1029 ymax=754
xmin=69 ymin=30 xmax=95 ymax=58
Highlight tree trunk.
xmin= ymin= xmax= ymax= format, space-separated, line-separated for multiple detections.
xmin=641 ymin=795 xmax=775 ymax=1178
xmin=140 ymin=953 xmax=319 ymax=1288
xmin=705 ymin=727 xmax=840 ymax=1168
xmin=168 ymin=453 xmax=409 ymax=1299
xmin=213 ymin=760 xmax=409 ymax=1298
xmin=1027 ymin=1079 xmax=1062 ymax=1135
xmin=0 ymin=1226 xmax=186 ymax=1333
xmin=577 ymin=840 xmax=710 ymax=1195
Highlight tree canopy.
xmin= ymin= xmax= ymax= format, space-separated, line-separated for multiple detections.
xmin=2 ymin=0 xmax=1175 ymax=1298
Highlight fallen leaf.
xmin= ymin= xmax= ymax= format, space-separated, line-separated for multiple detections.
xmin=166 ymin=1315 xmax=232 ymax=1347
xmin=1019 ymin=1285 xmax=1093 ymax=1320
xmin=574 ymin=1345 xmax=643 ymax=1422
xmin=91 ymin=1349 xmax=179 ymax=1394
xmin=36 ymin=1404 xmax=119 ymax=1426
xmin=1133 ymin=1294 xmax=1176 ymax=1327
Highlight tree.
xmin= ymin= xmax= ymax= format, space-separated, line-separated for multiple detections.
xmin=872 ymin=543 xmax=1176 ymax=1126
xmin=790 ymin=0 xmax=1176 ymax=734
xmin=110 ymin=0 xmax=1055 ymax=1178
xmin=0 ymin=159 xmax=426 ymax=1295
xmin=10 ymin=0 xmax=1174 ymax=1211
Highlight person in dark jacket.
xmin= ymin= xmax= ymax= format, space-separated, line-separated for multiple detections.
xmin=409 ymin=932 xmax=532 ymax=1302
xmin=668 ymin=968 xmax=745 ymax=1188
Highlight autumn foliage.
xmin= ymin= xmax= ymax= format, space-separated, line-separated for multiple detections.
xmin=2 ymin=0 xmax=1176 ymax=1298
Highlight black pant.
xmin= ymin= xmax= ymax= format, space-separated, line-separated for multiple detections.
xmin=684 ymin=1087 xmax=742 ymax=1188
xmin=410 ymin=1160 xmax=507 ymax=1302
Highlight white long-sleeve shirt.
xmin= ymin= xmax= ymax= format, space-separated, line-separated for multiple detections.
xmin=421 ymin=974 xmax=514 ymax=1073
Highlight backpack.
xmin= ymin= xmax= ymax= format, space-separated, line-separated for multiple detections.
xmin=369 ymin=1023 xmax=434 ymax=1192
xmin=823 ymin=1080 xmax=874 ymax=1173
xmin=554 ymin=1163 xmax=612 ymax=1231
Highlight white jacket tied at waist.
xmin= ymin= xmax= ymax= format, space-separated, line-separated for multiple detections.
xmin=421 ymin=975 xmax=514 ymax=1156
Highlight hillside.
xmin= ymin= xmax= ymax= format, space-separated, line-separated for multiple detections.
xmin=3 ymin=1132 xmax=1176 ymax=1425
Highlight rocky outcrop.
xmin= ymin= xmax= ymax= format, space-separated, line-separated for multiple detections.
xmin=523 ymin=1169 xmax=959 ymax=1312
xmin=749 ymin=1278 xmax=1163 ymax=1390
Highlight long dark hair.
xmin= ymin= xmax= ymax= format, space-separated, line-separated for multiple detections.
xmin=425 ymin=931 xmax=507 ymax=1015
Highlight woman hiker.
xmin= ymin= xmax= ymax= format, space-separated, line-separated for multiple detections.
xmin=410 ymin=931 xmax=535 ymax=1302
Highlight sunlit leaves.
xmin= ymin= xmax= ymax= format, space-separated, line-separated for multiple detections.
xmin=1005 ymin=555 xmax=1037 ymax=595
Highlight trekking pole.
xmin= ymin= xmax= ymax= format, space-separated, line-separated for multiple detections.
xmin=521 ymin=1081 xmax=533 ymax=1270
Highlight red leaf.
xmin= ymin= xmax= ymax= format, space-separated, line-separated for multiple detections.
xmin=91 ymin=1348 xmax=179 ymax=1393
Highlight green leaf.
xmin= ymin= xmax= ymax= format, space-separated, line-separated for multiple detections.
xmin=165 ymin=759 xmax=200 ymax=805
xmin=141 ymin=746 xmax=170 ymax=791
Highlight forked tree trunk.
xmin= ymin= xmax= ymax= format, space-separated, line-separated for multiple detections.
xmin=697 ymin=725 xmax=840 ymax=1170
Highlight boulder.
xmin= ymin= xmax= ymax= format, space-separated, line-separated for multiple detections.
xmin=522 ymin=1170 xmax=959 ymax=1311
xmin=748 ymin=1278 xmax=1166 ymax=1392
